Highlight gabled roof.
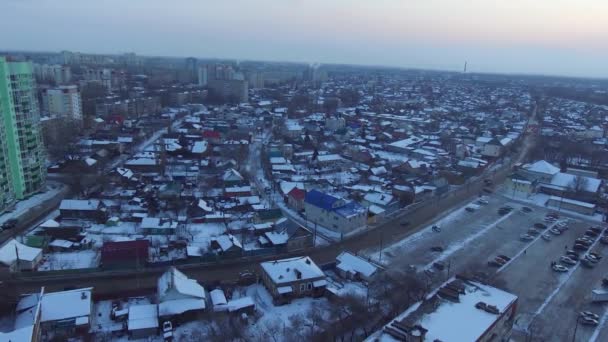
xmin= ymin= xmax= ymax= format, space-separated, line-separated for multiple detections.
xmin=287 ymin=187 xmax=306 ymax=201
xmin=524 ymin=160 xmax=560 ymax=176
xmin=158 ymin=267 xmax=205 ymax=301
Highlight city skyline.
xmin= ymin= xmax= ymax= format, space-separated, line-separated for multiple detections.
xmin=1 ymin=0 xmax=607 ymax=79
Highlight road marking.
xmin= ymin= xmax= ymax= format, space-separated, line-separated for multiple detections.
xmin=524 ymin=229 xmax=603 ymax=331
xmin=423 ymin=210 xmax=515 ymax=270
xmin=496 ymin=220 xmax=561 ymax=274
xmin=589 ymin=304 xmax=608 ymax=342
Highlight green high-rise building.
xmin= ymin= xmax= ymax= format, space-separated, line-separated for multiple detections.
xmin=0 ymin=57 xmax=46 ymax=212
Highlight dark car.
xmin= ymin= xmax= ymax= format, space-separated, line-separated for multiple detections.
xmin=573 ymin=244 xmax=589 ymax=251
xmin=534 ymin=223 xmax=547 ymax=229
xmin=400 ymin=221 xmax=411 ymax=227
xmin=1 ymin=219 xmax=18 ymax=230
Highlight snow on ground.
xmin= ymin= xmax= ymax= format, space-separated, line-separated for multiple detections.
xmin=88 ymin=222 xmax=138 ymax=235
xmin=0 ymin=182 xmax=64 ymax=225
xmin=500 ymin=190 xmax=604 ymax=222
xmin=37 ymin=250 xmax=100 ymax=271
xmin=363 ymin=202 xmax=470 ymax=264
xmin=239 ymin=284 xmax=331 ymax=340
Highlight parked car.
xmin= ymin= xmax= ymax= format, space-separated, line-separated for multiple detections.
xmin=585 ymin=230 xmax=599 ymax=237
xmin=549 ymin=228 xmax=561 ymax=235
xmin=527 ymin=228 xmax=540 ymax=236
xmin=580 ymin=316 xmax=599 ymax=326
xmin=497 ymin=255 xmax=511 ymax=262
xmin=534 ymin=223 xmax=547 ymax=229
xmin=400 ymin=220 xmax=411 ymax=227
xmin=574 ymin=244 xmax=589 ymax=251
xmin=580 ymin=311 xmax=599 ymax=321
xmin=560 ymin=256 xmax=577 ymax=266
xmin=541 ymin=233 xmax=551 ymax=241
xmin=433 ymin=262 xmax=445 ymax=270
xmin=521 ymin=206 xmax=533 ymax=213
xmin=520 ymin=234 xmax=534 ymax=241
xmin=581 ymin=259 xmax=596 ymax=268
xmin=430 ymin=246 xmax=444 ymax=252
xmin=552 ymin=264 xmax=569 ymax=272
xmin=1 ymin=219 xmax=18 ymax=230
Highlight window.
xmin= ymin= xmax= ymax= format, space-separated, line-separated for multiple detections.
xmin=307 ymin=283 xmax=312 ymax=290
xmin=300 ymin=284 xmax=306 ymax=293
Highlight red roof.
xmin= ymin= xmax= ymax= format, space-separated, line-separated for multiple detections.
xmin=288 ymin=187 xmax=306 ymax=201
xmin=101 ymin=240 xmax=149 ymax=263
xmin=202 ymin=130 xmax=221 ymax=139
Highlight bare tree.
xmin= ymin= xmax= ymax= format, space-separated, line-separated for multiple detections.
xmin=569 ymin=175 xmax=589 ymax=194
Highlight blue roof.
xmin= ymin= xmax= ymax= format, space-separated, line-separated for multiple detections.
xmin=305 ymin=189 xmax=340 ymax=210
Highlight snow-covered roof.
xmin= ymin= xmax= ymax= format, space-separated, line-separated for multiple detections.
xmin=128 ymin=304 xmax=158 ymax=331
xmin=213 ymin=234 xmax=242 ymax=251
xmin=197 ymin=199 xmax=213 ymax=212
xmin=191 ymin=140 xmax=208 ymax=154
xmin=0 ymin=239 xmax=42 ymax=265
xmin=0 ymin=325 xmax=34 ymax=341
xmin=260 ymin=256 xmax=325 ymax=285
xmin=548 ymin=196 xmax=596 ymax=208
xmin=550 ymin=172 xmax=601 ymax=193
xmin=141 ymin=217 xmax=177 ymax=230
xmin=227 ymin=297 xmax=255 ymax=312
xmin=158 ymin=267 xmax=206 ymax=302
xmin=39 ymin=219 xmax=60 ymax=228
xmin=524 ymin=160 xmax=560 ymax=176
xmin=317 ymin=154 xmax=342 ymax=162
xmin=364 ymin=192 xmax=394 ymax=206
xmin=59 ymin=199 xmax=100 ymax=211
xmin=264 ymin=231 xmax=289 ymax=245
xmin=39 ymin=288 xmax=93 ymax=323
xmin=336 ymin=252 xmax=378 ymax=278
xmin=210 ymin=289 xmax=228 ymax=309
xmin=389 ymin=136 xmax=424 ymax=149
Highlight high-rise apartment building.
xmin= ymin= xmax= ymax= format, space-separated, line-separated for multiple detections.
xmin=43 ymin=85 xmax=83 ymax=121
xmin=0 ymin=57 xmax=47 ymax=211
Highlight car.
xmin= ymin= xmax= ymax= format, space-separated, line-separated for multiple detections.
xmin=484 ymin=179 xmax=493 ymax=185
xmin=549 ymin=228 xmax=561 ymax=235
xmin=521 ymin=206 xmax=533 ymax=213
xmin=588 ymin=252 xmax=602 ymax=260
xmin=493 ymin=257 xmax=507 ymax=266
xmin=556 ymin=221 xmax=568 ymax=228
xmin=580 ymin=311 xmax=600 ymax=320
xmin=497 ymin=255 xmax=511 ymax=262
xmin=544 ymin=216 xmax=557 ymax=223
xmin=566 ymin=250 xmax=580 ymax=258
xmin=541 ymin=233 xmax=551 ymax=241
xmin=547 ymin=212 xmax=560 ymax=218
xmin=430 ymin=246 xmax=444 ymax=252
xmin=585 ymin=230 xmax=599 ymax=237
xmin=163 ymin=321 xmax=174 ymax=341
xmin=575 ymin=239 xmax=592 ymax=247
xmin=1 ymin=219 xmax=18 ymax=230
xmin=581 ymin=316 xmax=599 ymax=326
xmin=466 ymin=207 xmax=476 ymax=212
xmin=527 ymin=228 xmax=541 ymax=236
xmin=476 ymin=199 xmax=489 ymax=205
xmin=589 ymin=227 xmax=602 ymax=234
xmin=534 ymin=223 xmax=547 ymax=229
xmin=552 ymin=264 xmax=569 ymax=272
xmin=560 ymin=256 xmax=577 ymax=266
xmin=488 ymin=260 xmax=502 ymax=267
xmin=574 ymin=244 xmax=589 ymax=251
xmin=433 ymin=262 xmax=445 ymax=270
xmin=584 ymin=254 xmax=600 ymax=263
xmin=400 ymin=221 xmax=411 ymax=227
xmin=432 ymin=225 xmax=441 ymax=232
xmin=520 ymin=234 xmax=534 ymax=241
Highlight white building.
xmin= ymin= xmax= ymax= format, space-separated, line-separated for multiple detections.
xmin=157 ymin=267 xmax=207 ymax=318
xmin=43 ymin=85 xmax=83 ymax=121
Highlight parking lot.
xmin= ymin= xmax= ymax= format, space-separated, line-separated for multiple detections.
xmin=363 ymin=192 xmax=608 ymax=341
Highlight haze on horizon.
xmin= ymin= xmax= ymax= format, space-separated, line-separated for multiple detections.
xmin=1 ymin=0 xmax=607 ymax=78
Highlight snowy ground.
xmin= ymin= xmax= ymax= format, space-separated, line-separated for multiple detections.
xmin=37 ymin=250 xmax=100 ymax=271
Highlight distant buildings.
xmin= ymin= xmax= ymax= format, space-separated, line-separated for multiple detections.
xmin=42 ymin=85 xmax=83 ymax=121
xmin=0 ymin=57 xmax=47 ymax=211
xmin=33 ymin=63 xmax=72 ymax=84
xmin=208 ymin=79 xmax=249 ymax=103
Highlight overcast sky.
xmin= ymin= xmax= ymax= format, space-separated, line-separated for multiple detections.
xmin=1 ymin=0 xmax=607 ymax=78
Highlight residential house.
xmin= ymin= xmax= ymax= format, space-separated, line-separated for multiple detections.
xmin=335 ymin=251 xmax=379 ymax=281
xmin=157 ymin=267 xmax=206 ymax=320
xmin=59 ymin=199 xmax=107 ymax=222
xmin=260 ymin=256 xmax=327 ymax=304
xmin=286 ymin=187 xmax=306 ymax=211
xmin=140 ymin=217 xmax=178 ymax=235
xmin=304 ymin=189 xmax=367 ymax=233
xmin=100 ymin=240 xmax=149 ymax=269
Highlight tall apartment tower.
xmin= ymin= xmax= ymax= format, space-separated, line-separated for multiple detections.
xmin=0 ymin=57 xmax=47 ymax=211
xmin=43 ymin=85 xmax=83 ymax=121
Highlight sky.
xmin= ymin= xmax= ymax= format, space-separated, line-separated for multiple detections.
xmin=1 ymin=0 xmax=607 ymax=78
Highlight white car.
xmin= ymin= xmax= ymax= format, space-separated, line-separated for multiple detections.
xmin=519 ymin=234 xmax=534 ymax=241
xmin=552 ymin=264 xmax=569 ymax=272
xmin=541 ymin=233 xmax=551 ymax=241
xmin=580 ymin=311 xmax=600 ymax=320
xmin=560 ymin=256 xmax=577 ymax=266
xmin=163 ymin=321 xmax=173 ymax=341
xmin=549 ymin=228 xmax=561 ymax=235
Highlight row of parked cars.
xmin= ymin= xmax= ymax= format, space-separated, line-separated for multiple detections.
xmin=552 ymin=223 xmax=605 ymax=272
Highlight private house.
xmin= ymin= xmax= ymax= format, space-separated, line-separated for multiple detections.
xmin=59 ymin=199 xmax=107 ymax=222
xmin=286 ymin=187 xmax=306 ymax=211
xmin=157 ymin=267 xmax=206 ymax=320
xmin=100 ymin=240 xmax=149 ymax=269
xmin=362 ymin=192 xmax=400 ymax=215
xmin=16 ymin=288 xmax=93 ymax=339
xmin=222 ymin=168 xmax=245 ymax=186
xmin=0 ymin=239 xmax=43 ymax=271
xmin=335 ymin=252 xmax=379 ymax=281
xmin=304 ymin=189 xmax=367 ymax=233
xmin=260 ymin=256 xmax=327 ymax=304
xmin=140 ymin=217 xmax=178 ymax=235
xmin=210 ymin=234 xmax=243 ymax=254
xmin=518 ymin=160 xmax=560 ymax=183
